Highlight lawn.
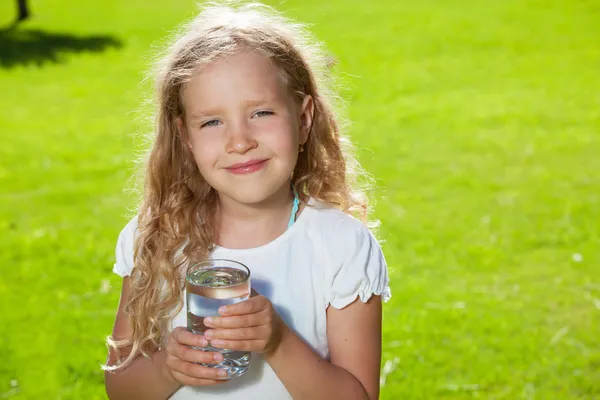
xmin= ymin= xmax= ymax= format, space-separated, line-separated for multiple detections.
xmin=0 ymin=0 xmax=598 ymax=399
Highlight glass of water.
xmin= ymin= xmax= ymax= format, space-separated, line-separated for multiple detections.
xmin=186 ymin=259 xmax=251 ymax=379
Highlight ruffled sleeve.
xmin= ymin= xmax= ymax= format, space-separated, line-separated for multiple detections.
xmin=325 ymin=215 xmax=391 ymax=309
xmin=112 ymin=216 xmax=138 ymax=278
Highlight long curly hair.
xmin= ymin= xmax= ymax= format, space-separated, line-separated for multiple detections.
xmin=105 ymin=1 xmax=374 ymax=370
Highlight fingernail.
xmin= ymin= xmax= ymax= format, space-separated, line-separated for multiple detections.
xmin=211 ymin=339 xmax=224 ymax=346
xmin=204 ymin=330 xmax=213 ymax=339
xmin=218 ymin=306 xmax=227 ymax=314
xmin=204 ymin=317 xmax=212 ymax=325
xmin=213 ymin=353 xmax=223 ymax=361
xmin=218 ymin=370 xmax=227 ymax=377
xmin=198 ymin=337 xmax=208 ymax=346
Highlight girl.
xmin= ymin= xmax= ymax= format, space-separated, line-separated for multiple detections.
xmin=104 ymin=2 xmax=391 ymax=399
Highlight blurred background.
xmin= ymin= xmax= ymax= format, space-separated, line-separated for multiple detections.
xmin=1 ymin=0 xmax=598 ymax=399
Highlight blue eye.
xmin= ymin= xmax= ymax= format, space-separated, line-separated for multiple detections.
xmin=253 ymin=110 xmax=273 ymax=118
xmin=201 ymin=119 xmax=221 ymax=128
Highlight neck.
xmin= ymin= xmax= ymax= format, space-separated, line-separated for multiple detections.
xmin=215 ymin=183 xmax=294 ymax=249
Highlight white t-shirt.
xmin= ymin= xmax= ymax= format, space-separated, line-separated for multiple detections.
xmin=112 ymin=201 xmax=391 ymax=399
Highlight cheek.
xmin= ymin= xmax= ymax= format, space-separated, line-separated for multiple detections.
xmin=264 ymin=119 xmax=299 ymax=154
xmin=189 ymin=134 xmax=219 ymax=169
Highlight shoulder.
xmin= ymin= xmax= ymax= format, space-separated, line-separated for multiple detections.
xmin=302 ymin=201 xmax=383 ymax=269
xmin=112 ymin=215 xmax=139 ymax=278
xmin=120 ymin=215 xmax=139 ymax=235
xmin=305 ymin=201 xmax=376 ymax=245
xmin=304 ymin=203 xmax=390 ymax=308
xmin=117 ymin=215 xmax=139 ymax=247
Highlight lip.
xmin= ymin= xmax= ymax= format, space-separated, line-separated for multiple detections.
xmin=225 ymin=159 xmax=269 ymax=175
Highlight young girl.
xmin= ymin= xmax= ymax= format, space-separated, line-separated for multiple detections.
xmin=104 ymin=2 xmax=391 ymax=399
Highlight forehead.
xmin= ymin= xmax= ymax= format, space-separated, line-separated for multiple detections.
xmin=181 ymin=49 xmax=291 ymax=109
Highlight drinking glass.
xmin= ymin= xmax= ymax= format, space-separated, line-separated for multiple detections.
xmin=186 ymin=259 xmax=251 ymax=379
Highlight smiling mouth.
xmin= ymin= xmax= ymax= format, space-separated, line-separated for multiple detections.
xmin=225 ymin=159 xmax=269 ymax=175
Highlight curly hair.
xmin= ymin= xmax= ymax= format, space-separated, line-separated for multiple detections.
xmin=104 ymin=1 xmax=374 ymax=370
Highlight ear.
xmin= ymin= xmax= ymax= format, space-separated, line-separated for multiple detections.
xmin=176 ymin=117 xmax=192 ymax=149
xmin=299 ymin=95 xmax=314 ymax=144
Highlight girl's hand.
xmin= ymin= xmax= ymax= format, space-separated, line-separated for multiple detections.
xmin=164 ymin=327 xmax=229 ymax=386
xmin=203 ymin=292 xmax=286 ymax=356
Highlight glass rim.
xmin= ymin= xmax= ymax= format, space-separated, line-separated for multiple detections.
xmin=185 ymin=258 xmax=251 ymax=287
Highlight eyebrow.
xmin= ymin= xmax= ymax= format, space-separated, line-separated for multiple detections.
xmin=188 ymin=99 xmax=276 ymax=121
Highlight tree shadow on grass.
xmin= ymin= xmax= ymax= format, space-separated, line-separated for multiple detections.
xmin=0 ymin=26 xmax=123 ymax=68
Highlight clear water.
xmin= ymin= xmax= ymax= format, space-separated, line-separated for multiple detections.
xmin=186 ymin=266 xmax=251 ymax=379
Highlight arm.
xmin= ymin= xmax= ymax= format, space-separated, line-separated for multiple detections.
xmin=266 ymin=296 xmax=382 ymax=400
xmin=104 ymin=278 xmax=225 ymax=400
xmin=105 ymin=350 xmax=179 ymax=400
xmin=104 ymin=277 xmax=181 ymax=400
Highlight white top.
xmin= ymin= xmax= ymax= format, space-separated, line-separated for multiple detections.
xmin=112 ymin=201 xmax=391 ymax=399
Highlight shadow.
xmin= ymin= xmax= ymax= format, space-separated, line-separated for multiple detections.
xmin=252 ymin=278 xmax=293 ymax=329
xmin=0 ymin=26 xmax=122 ymax=68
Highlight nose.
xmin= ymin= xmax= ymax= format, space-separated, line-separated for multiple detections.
xmin=225 ymin=120 xmax=258 ymax=154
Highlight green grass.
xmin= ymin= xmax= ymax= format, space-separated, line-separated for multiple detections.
xmin=1 ymin=0 xmax=599 ymax=398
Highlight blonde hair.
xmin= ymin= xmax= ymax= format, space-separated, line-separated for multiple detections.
xmin=105 ymin=1 xmax=374 ymax=370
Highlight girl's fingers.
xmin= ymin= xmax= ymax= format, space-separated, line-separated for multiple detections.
xmin=171 ymin=343 xmax=224 ymax=365
xmin=171 ymin=326 xmax=208 ymax=348
xmin=169 ymin=360 xmax=227 ymax=384
xmin=205 ymin=326 xmax=269 ymax=341
xmin=210 ymin=339 xmax=266 ymax=352
xmin=219 ymin=295 xmax=268 ymax=316
xmin=205 ymin=309 xmax=270 ymax=329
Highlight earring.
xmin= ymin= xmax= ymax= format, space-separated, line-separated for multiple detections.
xmin=299 ymin=144 xmax=304 ymax=153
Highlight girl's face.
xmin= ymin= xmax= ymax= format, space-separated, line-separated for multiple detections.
xmin=179 ymin=49 xmax=313 ymax=205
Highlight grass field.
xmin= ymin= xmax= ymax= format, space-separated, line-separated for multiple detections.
xmin=1 ymin=0 xmax=599 ymax=398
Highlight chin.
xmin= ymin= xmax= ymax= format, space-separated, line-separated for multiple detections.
xmin=218 ymin=184 xmax=283 ymax=205
xmin=206 ymin=168 xmax=292 ymax=205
